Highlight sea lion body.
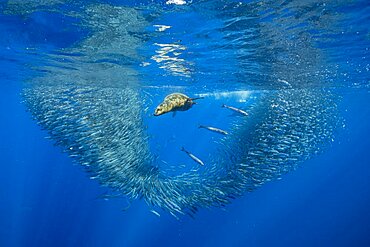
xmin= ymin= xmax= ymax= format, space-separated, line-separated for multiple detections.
xmin=154 ymin=93 xmax=199 ymax=116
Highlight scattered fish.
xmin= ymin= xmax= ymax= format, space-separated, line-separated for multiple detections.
xmin=96 ymin=193 xmax=121 ymax=201
xmin=222 ymin=104 xmax=249 ymax=116
xmin=199 ymin=125 xmax=228 ymax=135
xmin=22 ymin=41 xmax=339 ymax=219
xmin=121 ymin=201 xmax=132 ymax=212
xmin=181 ymin=147 xmax=205 ymax=166
xmin=150 ymin=209 xmax=161 ymax=217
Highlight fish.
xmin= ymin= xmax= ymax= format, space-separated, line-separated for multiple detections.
xmin=20 ymin=4 xmax=340 ymax=218
xmin=199 ymin=125 xmax=228 ymax=135
xmin=150 ymin=209 xmax=161 ymax=217
xmin=181 ymin=147 xmax=205 ymax=166
xmin=222 ymin=104 xmax=249 ymax=116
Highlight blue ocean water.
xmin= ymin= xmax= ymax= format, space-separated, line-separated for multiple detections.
xmin=1 ymin=0 xmax=370 ymax=246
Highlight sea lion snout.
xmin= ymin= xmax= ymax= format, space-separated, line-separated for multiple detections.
xmin=154 ymin=104 xmax=166 ymax=116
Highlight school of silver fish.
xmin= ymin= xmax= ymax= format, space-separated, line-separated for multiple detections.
xmin=17 ymin=2 xmax=342 ymax=218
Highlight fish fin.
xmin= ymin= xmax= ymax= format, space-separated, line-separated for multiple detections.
xmin=172 ymin=111 xmax=177 ymax=117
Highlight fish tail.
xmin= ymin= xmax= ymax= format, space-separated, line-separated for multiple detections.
xmin=221 ymin=104 xmax=226 ymax=108
xmin=181 ymin=147 xmax=185 ymax=152
xmin=198 ymin=125 xmax=204 ymax=129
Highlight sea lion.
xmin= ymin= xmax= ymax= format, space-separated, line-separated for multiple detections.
xmin=154 ymin=93 xmax=203 ymax=116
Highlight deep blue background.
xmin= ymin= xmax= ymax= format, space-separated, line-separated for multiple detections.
xmin=1 ymin=72 xmax=370 ymax=247
xmin=1 ymin=1 xmax=370 ymax=246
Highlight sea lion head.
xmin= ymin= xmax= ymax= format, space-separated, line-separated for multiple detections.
xmin=154 ymin=103 xmax=168 ymax=116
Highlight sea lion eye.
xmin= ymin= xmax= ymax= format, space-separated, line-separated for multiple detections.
xmin=154 ymin=107 xmax=162 ymax=115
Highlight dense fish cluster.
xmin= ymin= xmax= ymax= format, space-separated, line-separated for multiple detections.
xmin=23 ymin=84 xmax=340 ymax=217
xmin=216 ymin=89 xmax=340 ymax=192
xmin=8 ymin=1 xmax=341 ymax=217
xmin=24 ymin=85 xmax=155 ymax=200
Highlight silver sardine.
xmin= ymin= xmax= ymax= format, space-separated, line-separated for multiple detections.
xmin=181 ymin=147 xmax=205 ymax=166
xmin=199 ymin=125 xmax=228 ymax=135
xmin=222 ymin=104 xmax=248 ymax=116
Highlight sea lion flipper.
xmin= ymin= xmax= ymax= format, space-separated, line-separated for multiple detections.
xmin=190 ymin=96 xmax=204 ymax=101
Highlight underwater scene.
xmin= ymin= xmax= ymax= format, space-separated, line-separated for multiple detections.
xmin=0 ymin=0 xmax=370 ymax=246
